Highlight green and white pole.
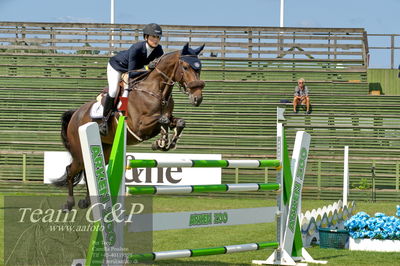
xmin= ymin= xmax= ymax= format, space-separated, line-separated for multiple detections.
xmin=128 ymin=183 xmax=280 ymax=195
xmin=128 ymin=242 xmax=279 ymax=263
xmin=128 ymin=159 xmax=281 ymax=169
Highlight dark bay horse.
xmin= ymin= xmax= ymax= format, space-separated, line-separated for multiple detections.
xmin=53 ymin=43 xmax=205 ymax=211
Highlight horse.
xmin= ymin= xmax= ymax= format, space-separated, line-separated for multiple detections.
xmin=53 ymin=43 xmax=206 ymax=211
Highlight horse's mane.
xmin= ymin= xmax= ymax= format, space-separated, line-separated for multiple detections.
xmin=156 ymin=50 xmax=179 ymax=64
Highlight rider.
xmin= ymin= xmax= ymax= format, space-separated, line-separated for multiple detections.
xmin=99 ymin=23 xmax=164 ymax=135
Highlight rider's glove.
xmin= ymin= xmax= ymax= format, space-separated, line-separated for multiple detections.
xmin=147 ymin=61 xmax=157 ymax=70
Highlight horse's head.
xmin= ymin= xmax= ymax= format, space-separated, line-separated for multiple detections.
xmin=176 ymin=43 xmax=205 ymax=106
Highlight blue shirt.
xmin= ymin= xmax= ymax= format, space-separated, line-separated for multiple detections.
xmin=109 ymin=41 xmax=164 ymax=79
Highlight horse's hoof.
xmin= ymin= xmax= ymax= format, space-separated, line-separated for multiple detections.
xmin=78 ymin=199 xmax=91 ymax=209
xmin=151 ymin=142 xmax=159 ymax=150
xmin=168 ymin=142 xmax=177 ymax=150
xmin=62 ymin=203 xmax=73 ymax=212
xmin=157 ymin=139 xmax=167 ymax=149
xmin=62 ymin=197 xmax=75 ymax=212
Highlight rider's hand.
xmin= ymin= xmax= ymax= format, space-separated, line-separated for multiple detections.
xmin=147 ymin=61 xmax=157 ymax=70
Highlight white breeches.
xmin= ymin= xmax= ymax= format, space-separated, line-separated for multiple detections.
xmin=107 ymin=63 xmax=121 ymax=98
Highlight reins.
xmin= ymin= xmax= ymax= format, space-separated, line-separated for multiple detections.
xmin=131 ymin=54 xmax=184 ymax=107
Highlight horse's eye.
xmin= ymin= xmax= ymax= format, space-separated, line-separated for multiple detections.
xmin=183 ymin=65 xmax=189 ymax=71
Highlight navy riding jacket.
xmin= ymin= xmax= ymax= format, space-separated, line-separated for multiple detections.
xmin=109 ymin=41 xmax=164 ymax=79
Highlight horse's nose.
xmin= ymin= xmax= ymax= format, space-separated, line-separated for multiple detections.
xmin=193 ymin=96 xmax=203 ymax=106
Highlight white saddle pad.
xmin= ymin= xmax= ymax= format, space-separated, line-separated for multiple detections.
xmin=90 ymin=101 xmax=104 ymax=119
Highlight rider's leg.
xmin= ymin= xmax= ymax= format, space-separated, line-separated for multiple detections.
xmin=99 ymin=63 xmax=120 ymax=136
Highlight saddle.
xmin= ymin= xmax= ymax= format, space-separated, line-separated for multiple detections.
xmin=90 ymin=71 xmax=151 ymax=119
xmin=90 ymin=79 xmax=124 ymax=119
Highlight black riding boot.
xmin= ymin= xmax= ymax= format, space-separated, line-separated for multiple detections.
xmin=99 ymin=94 xmax=115 ymax=136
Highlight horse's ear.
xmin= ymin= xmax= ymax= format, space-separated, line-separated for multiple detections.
xmin=193 ymin=43 xmax=205 ymax=55
xmin=182 ymin=42 xmax=190 ymax=55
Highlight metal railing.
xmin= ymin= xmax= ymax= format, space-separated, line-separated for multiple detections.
xmin=368 ymin=33 xmax=400 ymax=69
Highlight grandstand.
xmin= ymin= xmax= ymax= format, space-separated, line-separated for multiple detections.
xmin=0 ymin=22 xmax=399 ymax=200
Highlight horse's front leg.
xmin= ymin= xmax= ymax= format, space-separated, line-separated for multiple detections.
xmin=152 ymin=115 xmax=170 ymax=151
xmin=166 ymin=117 xmax=185 ymax=150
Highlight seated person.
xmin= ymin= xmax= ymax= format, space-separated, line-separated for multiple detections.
xmin=293 ymin=78 xmax=311 ymax=114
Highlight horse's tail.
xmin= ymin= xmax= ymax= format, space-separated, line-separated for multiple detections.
xmin=52 ymin=171 xmax=69 ymax=187
xmin=52 ymin=109 xmax=79 ymax=187
xmin=60 ymin=109 xmax=76 ymax=152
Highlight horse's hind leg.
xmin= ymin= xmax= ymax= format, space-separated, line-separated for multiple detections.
xmin=78 ymin=170 xmax=91 ymax=209
xmin=63 ymin=164 xmax=76 ymax=211
xmin=63 ymin=160 xmax=84 ymax=211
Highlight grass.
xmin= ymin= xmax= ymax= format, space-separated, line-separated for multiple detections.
xmin=1 ymin=194 xmax=400 ymax=265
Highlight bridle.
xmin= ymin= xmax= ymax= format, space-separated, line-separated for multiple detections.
xmin=131 ymin=53 xmax=199 ymax=104
xmin=155 ymin=54 xmax=199 ymax=96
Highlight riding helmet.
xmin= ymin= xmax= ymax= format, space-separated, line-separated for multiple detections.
xmin=143 ymin=23 xmax=163 ymax=38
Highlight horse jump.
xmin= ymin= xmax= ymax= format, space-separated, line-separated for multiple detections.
xmin=74 ymin=108 xmax=327 ymax=266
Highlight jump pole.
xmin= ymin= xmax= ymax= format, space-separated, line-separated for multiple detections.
xmin=128 ymin=182 xmax=280 ymax=195
xmin=128 ymin=241 xmax=279 ymax=263
xmin=127 ymin=159 xmax=281 ymax=168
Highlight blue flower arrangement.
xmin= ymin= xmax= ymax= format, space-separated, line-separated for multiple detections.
xmin=344 ymin=206 xmax=400 ymax=240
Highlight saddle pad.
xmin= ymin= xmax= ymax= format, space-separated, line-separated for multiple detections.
xmin=90 ymin=101 xmax=103 ymax=119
